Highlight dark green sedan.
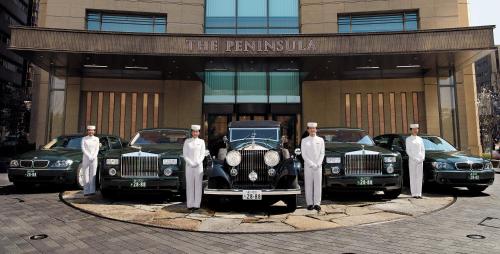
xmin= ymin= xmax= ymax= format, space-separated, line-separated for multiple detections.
xmin=8 ymin=134 xmax=125 ymax=189
xmin=374 ymin=134 xmax=495 ymax=193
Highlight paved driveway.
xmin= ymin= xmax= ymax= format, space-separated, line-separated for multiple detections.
xmin=0 ymin=173 xmax=499 ymax=253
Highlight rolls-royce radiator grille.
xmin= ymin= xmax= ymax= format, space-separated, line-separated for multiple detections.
xmin=234 ymin=150 xmax=269 ymax=187
xmin=121 ymin=155 xmax=159 ymax=177
xmin=344 ymin=154 xmax=383 ymax=175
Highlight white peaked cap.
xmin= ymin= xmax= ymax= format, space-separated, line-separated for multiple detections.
xmin=410 ymin=124 xmax=419 ymax=129
xmin=307 ymin=122 xmax=318 ymax=128
xmin=191 ymin=124 xmax=201 ymax=131
xmin=87 ymin=125 xmax=96 ymax=130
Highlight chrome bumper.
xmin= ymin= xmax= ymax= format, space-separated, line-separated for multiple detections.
xmin=204 ymin=188 xmax=301 ymax=196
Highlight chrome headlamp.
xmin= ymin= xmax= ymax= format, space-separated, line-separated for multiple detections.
xmin=431 ymin=161 xmax=448 ymax=170
xmin=484 ymin=162 xmax=493 ymax=170
xmin=226 ymin=151 xmax=241 ymax=167
xmin=52 ymin=160 xmax=73 ymax=168
xmin=264 ymin=150 xmax=280 ymax=167
xmin=10 ymin=160 xmax=19 ymax=167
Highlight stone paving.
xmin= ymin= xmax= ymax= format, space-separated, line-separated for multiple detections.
xmin=61 ymin=190 xmax=453 ymax=232
xmin=0 ymin=173 xmax=499 ymax=253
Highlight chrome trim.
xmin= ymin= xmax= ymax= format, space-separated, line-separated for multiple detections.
xmin=204 ymin=188 xmax=301 ymax=195
xmin=344 ymin=154 xmax=383 ymax=175
xmin=121 ymin=155 xmax=159 ymax=178
xmin=455 ymin=162 xmax=484 ymax=171
xmin=19 ymin=160 xmax=33 ymax=168
xmin=235 ymin=150 xmax=269 ymax=184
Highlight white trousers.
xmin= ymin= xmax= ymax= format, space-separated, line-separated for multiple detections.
xmin=304 ymin=165 xmax=322 ymax=206
xmin=409 ymin=159 xmax=423 ymax=197
xmin=185 ymin=166 xmax=203 ymax=208
xmin=82 ymin=156 xmax=97 ymax=195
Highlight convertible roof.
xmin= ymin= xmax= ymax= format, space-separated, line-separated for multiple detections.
xmin=229 ymin=120 xmax=281 ymax=128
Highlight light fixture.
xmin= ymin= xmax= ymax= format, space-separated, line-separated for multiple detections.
xmin=396 ymin=65 xmax=421 ymax=68
xmin=83 ymin=64 xmax=108 ymax=68
xmin=125 ymin=66 xmax=149 ymax=70
xmin=356 ymin=66 xmax=380 ymax=70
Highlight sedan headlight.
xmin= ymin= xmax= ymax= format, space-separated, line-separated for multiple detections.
xmin=384 ymin=157 xmax=397 ymax=163
xmin=484 ymin=162 xmax=493 ymax=170
xmin=264 ymin=151 xmax=280 ymax=167
xmin=226 ymin=151 xmax=241 ymax=167
xmin=431 ymin=162 xmax=448 ymax=170
xmin=52 ymin=160 xmax=73 ymax=168
xmin=326 ymin=157 xmax=341 ymax=164
xmin=163 ymin=159 xmax=177 ymax=165
xmin=10 ymin=160 xmax=19 ymax=167
xmin=386 ymin=164 xmax=395 ymax=174
xmin=106 ymin=159 xmax=119 ymax=165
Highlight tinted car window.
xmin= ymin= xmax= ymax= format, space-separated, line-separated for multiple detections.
xmin=421 ymin=136 xmax=457 ymax=152
xmin=44 ymin=136 xmax=83 ymax=150
xmin=374 ymin=135 xmax=391 ymax=148
xmin=319 ymin=129 xmax=375 ymax=146
xmin=131 ymin=130 xmax=188 ymax=145
xmin=229 ymin=128 xmax=279 ymax=142
xmin=108 ymin=136 xmax=122 ymax=149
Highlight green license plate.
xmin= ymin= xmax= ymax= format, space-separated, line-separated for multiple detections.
xmin=357 ymin=177 xmax=373 ymax=186
xmin=469 ymin=172 xmax=480 ymax=180
xmin=130 ymin=179 xmax=146 ymax=188
xmin=25 ymin=170 xmax=37 ymax=178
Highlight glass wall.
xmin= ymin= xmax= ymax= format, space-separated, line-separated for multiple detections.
xmin=438 ymin=67 xmax=459 ymax=147
xmin=87 ymin=12 xmax=166 ymax=33
xmin=338 ymin=11 xmax=418 ymax=33
xmin=204 ymin=71 xmax=300 ymax=104
xmin=205 ymin=0 xmax=299 ymax=34
xmin=47 ymin=67 xmax=66 ymax=140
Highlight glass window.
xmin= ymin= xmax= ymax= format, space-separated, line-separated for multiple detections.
xmin=86 ymin=12 xmax=167 ymax=33
xmin=338 ymin=11 xmax=418 ymax=33
xmin=269 ymin=72 xmax=300 ymax=103
xmin=205 ymin=0 xmax=299 ymax=34
xmin=108 ymin=136 xmax=122 ymax=149
xmin=237 ymin=72 xmax=267 ymax=103
xmin=438 ymin=67 xmax=459 ymax=147
xmin=204 ymin=72 xmax=236 ymax=103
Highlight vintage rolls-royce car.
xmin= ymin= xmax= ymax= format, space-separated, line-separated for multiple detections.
xmin=8 ymin=134 xmax=124 ymax=189
xmin=317 ymin=128 xmax=403 ymax=199
xmin=204 ymin=121 xmax=301 ymax=211
xmin=100 ymin=128 xmax=210 ymax=198
xmin=374 ymin=134 xmax=495 ymax=193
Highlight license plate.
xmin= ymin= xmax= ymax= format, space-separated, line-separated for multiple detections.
xmin=357 ymin=177 xmax=373 ymax=186
xmin=242 ymin=190 xmax=262 ymax=200
xmin=469 ymin=172 xmax=480 ymax=180
xmin=25 ymin=170 xmax=37 ymax=178
xmin=130 ymin=179 xmax=146 ymax=188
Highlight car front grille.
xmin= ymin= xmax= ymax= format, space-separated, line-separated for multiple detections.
xmin=121 ymin=155 xmax=159 ymax=177
xmin=344 ymin=154 xmax=383 ymax=176
xmin=234 ymin=150 xmax=269 ymax=188
xmin=20 ymin=160 xmax=33 ymax=168
xmin=33 ymin=160 xmax=49 ymax=168
xmin=455 ymin=162 xmax=483 ymax=170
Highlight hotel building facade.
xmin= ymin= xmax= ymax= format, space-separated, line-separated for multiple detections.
xmin=8 ymin=0 xmax=496 ymax=156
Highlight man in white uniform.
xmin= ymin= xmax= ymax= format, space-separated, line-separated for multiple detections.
xmin=183 ymin=124 xmax=206 ymax=211
xmin=81 ymin=125 xmax=100 ymax=196
xmin=405 ymin=123 xmax=425 ymax=199
xmin=301 ymin=122 xmax=325 ymax=211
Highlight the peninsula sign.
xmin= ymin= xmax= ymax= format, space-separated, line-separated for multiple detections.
xmin=185 ymin=38 xmax=317 ymax=53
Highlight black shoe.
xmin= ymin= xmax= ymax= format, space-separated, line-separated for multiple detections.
xmin=313 ymin=205 xmax=321 ymax=211
xmin=417 ymin=196 xmax=423 ymax=199
xmin=193 ymin=207 xmax=200 ymax=211
xmin=307 ymin=205 xmax=314 ymax=210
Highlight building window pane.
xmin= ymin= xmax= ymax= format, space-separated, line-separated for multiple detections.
xmin=204 ymin=72 xmax=236 ymax=103
xmin=439 ymin=86 xmax=457 ymax=145
xmin=269 ymin=0 xmax=298 ymax=28
xmin=269 ymin=72 xmax=300 ymax=103
xmin=268 ymin=28 xmax=299 ymax=34
xmin=237 ymin=0 xmax=267 ymax=28
xmin=86 ymin=12 xmax=167 ymax=33
xmin=237 ymin=28 xmax=269 ymax=34
xmin=206 ymin=28 xmax=237 ymax=34
xmin=338 ymin=11 xmax=418 ymax=33
xmin=237 ymin=72 xmax=267 ymax=103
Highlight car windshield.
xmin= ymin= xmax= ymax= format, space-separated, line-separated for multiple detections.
xmin=229 ymin=128 xmax=279 ymax=142
xmin=43 ymin=136 xmax=83 ymax=150
xmin=319 ymin=129 xmax=375 ymax=146
xmin=130 ymin=129 xmax=188 ymax=145
xmin=421 ymin=136 xmax=457 ymax=152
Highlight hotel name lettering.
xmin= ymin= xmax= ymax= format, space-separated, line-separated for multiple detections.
xmin=185 ymin=39 xmax=317 ymax=53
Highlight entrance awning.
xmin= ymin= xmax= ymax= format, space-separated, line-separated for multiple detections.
xmin=8 ymin=26 xmax=496 ymax=80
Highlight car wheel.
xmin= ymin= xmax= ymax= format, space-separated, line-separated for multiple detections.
xmin=285 ymin=195 xmax=297 ymax=212
xmin=383 ymin=188 xmax=402 ymax=199
xmin=467 ymin=186 xmax=488 ymax=194
xmin=76 ymin=164 xmax=85 ymax=189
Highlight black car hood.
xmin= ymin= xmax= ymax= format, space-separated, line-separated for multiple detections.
xmin=325 ymin=143 xmax=394 ymax=155
xmin=425 ymin=151 xmax=485 ymax=163
xmin=106 ymin=144 xmax=183 ymax=157
xmin=16 ymin=149 xmax=82 ymax=161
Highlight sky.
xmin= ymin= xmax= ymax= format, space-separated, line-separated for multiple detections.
xmin=468 ymin=0 xmax=500 ymax=45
